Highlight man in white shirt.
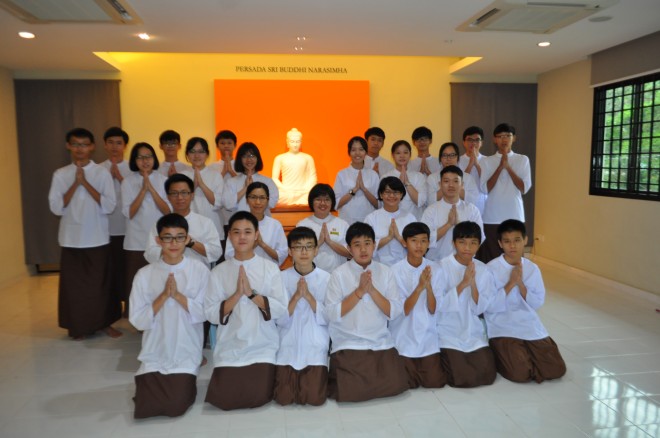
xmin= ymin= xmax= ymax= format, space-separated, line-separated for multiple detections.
xmin=130 ymin=213 xmax=209 ymax=418
xmin=409 ymin=126 xmax=440 ymax=176
xmin=48 ymin=128 xmax=121 ymax=340
xmin=459 ymin=126 xmax=488 ymax=214
xmin=363 ymin=126 xmax=394 ymax=176
xmin=157 ymin=130 xmax=192 ymax=177
xmin=479 ymin=123 xmax=532 ymax=263
xmin=421 ymin=166 xmax=484 ymax=261
xmin=324 ymin=222 xmax=408 ymax=402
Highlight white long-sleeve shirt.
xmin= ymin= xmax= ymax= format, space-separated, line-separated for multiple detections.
xmin=275 ymin=267 xmax=331 ymax=370
xmin=421 ymin=199 xmax=484 ymax=262
xmin=459 ymin=153 xmax=487 ymax=214
xmin=205 ymin=255 xmax=288 ymax=367
xmin=426 ymin=171 xmax=480 ymax=213
xmin=364 ymin=208 xmax=416 ymax=266
xmin=121 ymin=172 xmax=170 ymax=250
xmin=333 ymin=166 xmax=380 ymax=225
xmin=181 ymin=167 xmax=225 ymax=240
xmin=48 ymin=161 xmax=116 ymax=248
xmin=324 ymin=259 xmax=401 ymax=353
xmin=296 ymin=215 xmax=350 ymax=273
xmin=129 ymin=257 xmax=209 ymax=376
xmin=436 ymin=255 xmax=495 ymax=353
xmin=157 ymin=161 xmax=192 ymax=177
xmin=485 ymin=255 xmax=549 ymax=341
xmin=388 ymin=258 xmax=455 ymax=358
xmin=224 ymin=215 xmax=288 ymax=266
xmin=143 ymin=211 xmax=221 ymax=267
xmin=100 ymin=160 xmax=131 ymax=236
xmin=381 ymin=169 xmax=428 ymax=219
xmin=409 ymin=156 xmax=441 ymax=175
xmin=208 ymin=160 xmax=235 ymax=226
xmin=364 ymin=155 xmax=394 ymax=176
xmin=480 ymin=151 xmax=532 ymax=223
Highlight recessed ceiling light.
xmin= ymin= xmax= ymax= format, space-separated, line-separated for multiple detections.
xmin=294 ymin=46 xmax=303 ymax=51
xmin=138 ymin=33 xmax=151 ymax=40
xmin=537 ymin=41 xmax=551 ymax=47
xmin=18 ymin=31 xmax=35 ymax=39
xmin=589 ymin=16 xmax=612 ymax=23
xmin=296 ymin=36 xmax=306 ymax=41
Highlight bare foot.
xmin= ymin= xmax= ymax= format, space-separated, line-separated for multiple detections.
xmin=201 ymin=356 xmax=208 ymax=367
xmin=103 ymin=326 xmax=123 ymax=339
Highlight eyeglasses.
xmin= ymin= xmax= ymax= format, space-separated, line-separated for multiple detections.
xmin=136 ymin=155 xmax=154 ymax=160
xmin=495 ymin=134 xmax=513 ymax=139
xmin=168 ymin=191 xmax=192 ymax=197
xmin=159 ymin=234 xmax=187 ymax=243
xmin=441 ymin=153 xmax=458 ymax=159
xmin=465 ymin=138 xmax=482 ymax=143
xmin=69 ymin=142 xmax=92 ymax=148
xmin=290 ymin=244 xmax=316 ymax=252
xmin=162 ymin=141 xmax=180 ymax=147
xmin=247 ymin=195 xmax=268 ymax=201
xmin=188 ymin=149 xmax=207 ymax=155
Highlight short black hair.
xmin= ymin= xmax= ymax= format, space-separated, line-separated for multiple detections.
xmin=412 ymin=126 xmax=432 ymax=141
xmin=246 ymin=181 xmax=269 ymax=198
xmin=185 ymin=137 xmax=209 ymax=156
xmin=157 ymin=213 xmax=189 ymax=234
xmin=364 ymin=127 xmax=385 ymax=140
xmin=391 ymin=139 xmax=411 ymax=154
xmin=346 ymin=221 xmax=375 ymax=245
xmin=287 ymin=226 xmax=318 ymax=247
xmin=234 ymin=142 xmax=264 ymax=173
xmin=103 ymin=126 xmax=128 ymax=143
xmin=402 ymin=222 xmax=431 ymax=240
xmin=165 ymin=173 xmax=194 ymax=193
xmin=308 ymin=183 xmax=336 ymax=211
xmin=129 ymin=142 xmax=160 ymax=172
xmin=347 ymin=136 xmax=367 ymax=155
xmin=159 ymin=130 xmax=181 ymax=144
xmin=228 ymin=210 xmax=259 ymax=231
xmin=215 ymin=130 xmax=237 ymax=145
xmin=378 ymin=176 xmax=407 ymax=201
xmin=493 ymin=123 xmax=515 ymax=136
xmin=452 ymin=221 xmax=482 ymax=243
xmin=497 ymin=219 xmax=527 ymax=240
xmin=440 ymin=165 xmax=463 ymax=179
xmin=462 ymin=126 xmax=483 ymax=140
xmin=66 ymin=127 xmax=94 ymax=144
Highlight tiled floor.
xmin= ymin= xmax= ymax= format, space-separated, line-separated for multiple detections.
xmin=0 ymin=259 xmax=658 ymax=437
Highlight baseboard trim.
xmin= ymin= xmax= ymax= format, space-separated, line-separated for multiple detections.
xmin=529 ymin=254 xmax=660 ymax=305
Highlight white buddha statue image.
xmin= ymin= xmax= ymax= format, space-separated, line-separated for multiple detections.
xmin=272 ymin=128 xmax=317 ymax=206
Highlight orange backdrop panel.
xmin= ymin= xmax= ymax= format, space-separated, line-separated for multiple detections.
xmin=214 ymin=80 xmax=370 ymax=186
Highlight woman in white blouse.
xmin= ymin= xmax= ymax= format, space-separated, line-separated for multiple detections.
xmin=382 ymin=140 xmax=428 ymax=219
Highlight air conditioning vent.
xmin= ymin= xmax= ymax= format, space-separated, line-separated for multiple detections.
xmin=457 ymin=0 xmax=618 ymax=34
xmin=0 ymin=0 xmax=142 ymax=24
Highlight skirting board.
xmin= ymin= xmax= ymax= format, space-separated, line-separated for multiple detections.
xmin=528 ymin=254 xmax=660 ymax=306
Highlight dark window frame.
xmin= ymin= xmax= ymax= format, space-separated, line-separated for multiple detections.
xmin=590 ymin=72 xmax=660 ymax=201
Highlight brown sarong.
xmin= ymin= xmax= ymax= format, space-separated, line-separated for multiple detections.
xmin=273 ymin=365 xmax=328 ymax=406
xmin=205 ymin=363 xmax=275 ymax=410
xmin=490 ymin=336 xmax=566 ymax=383
xmin=58 ymin=245 xmax=121 ymax=338
xmin=476 ymin=224 xmax=502 ymax=264
xmin=402 ymin=353 xmax=447 ymax=389
xmin=133 ymin=372 xmax=196 ymax=419
xmin=328 ymin=348 xmax=408 ymax=402
xmin=440 ymin=346 xmax=497 ymax=388
xmin=124 ymin=249 xmax=149 ymax=310
xmin=108 ymin=235 xmax=126 ymax=310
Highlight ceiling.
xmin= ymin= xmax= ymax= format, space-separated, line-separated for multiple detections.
xmin=1 ymin=0 xmax=659 ymax=77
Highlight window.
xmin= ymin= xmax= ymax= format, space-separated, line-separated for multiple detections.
xmin=590 ymin=72 xmax=660 ymax=201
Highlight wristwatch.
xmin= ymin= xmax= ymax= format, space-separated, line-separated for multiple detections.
xmin=248 ymin=290 xmax=257 ymax=300
xmin=186 ymin=239 xmax=195 ymax=248
xmin=349 ymin=189 xmax=356 ymax=196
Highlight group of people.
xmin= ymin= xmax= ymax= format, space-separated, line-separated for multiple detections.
xmin=48 ymin=123 xmax=565 ymax=419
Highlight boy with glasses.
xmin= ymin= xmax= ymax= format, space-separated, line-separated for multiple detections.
xmin=459 ymin=126 xmax=488 ymax=214
xmin=479 ymin=123 xmax=532 ymax=263
xmin=273 ymin=226 xmax=331 ymax=406
xmin=158 ymin=130 xmax=191 ymax=177
xmin=130 ymin=213 xmax=209 ymax=418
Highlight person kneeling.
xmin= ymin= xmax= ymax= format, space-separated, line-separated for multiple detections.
xmin=204 ymin=211 xmax=288 ymax=410
xmin=129 ymin=213 xmax=209 ymax=419
xmin=324 ymin=222 xmax=408 ymax=402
